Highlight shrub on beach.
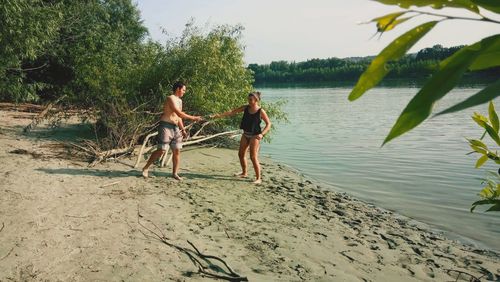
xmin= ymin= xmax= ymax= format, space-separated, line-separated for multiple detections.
xmin=0 ymin=0 xmax=286 ymax=151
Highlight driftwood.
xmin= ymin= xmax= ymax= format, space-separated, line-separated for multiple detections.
xmin=68 ymin=142 xmax=134 ymax=167
xmin=100 ymin=181 xmax=121 ymax=188
xmin=89 ymin=147 xmax=133 ymax=167
xmin=182 ymin=130 xmax=239 ymax=146
xmin=0 ymin=103 xmax=45 ymax=112
xmin=134 ymin=132 xmax=159 ymax=168
xmin=70 ymin=119 xmax=238 ymax=167
xmin=192 ymin=121 xmax=210 ymax=138
xmin=9 ymin=149 xmax=43 ymax=159
xmin=134 ymin=128 xmax=239 ymax=168
xmin=445 ymin=269 xmax=484 ymax=282
xmin=160 ymin=147 xmax=172 ymax=167
xmin=0 ymin=223 xmax=13 ymax=261
xmin=23 ymin=95 xmax=66 ymax=133
xmin=137 ymin=208 xmax=248 ymax=281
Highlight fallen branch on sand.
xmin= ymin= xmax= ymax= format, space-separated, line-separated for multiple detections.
xmin=0 ymin=247 xmax=14 ymax=261
xmin=134 ymin=127 xmax=239 ymax=168
xmin=445 ymin=269 xmax=485 ymax=282
xmin=23 ymin=95 xmax=66 ymax=133
xmin=100 ymin=181 xmax=121 ymax=188
xmin=89 ymin=147 xmax=134 ymax=167
xmin=68 ymin=141 xmax=134 ymax=167
xmin=69 ymin=119 xmax=239 ymax=167
xmin=137 ymin=208 xmax=248 ymax=281
xmin=9 ymin=149 xmax=43 ymax=159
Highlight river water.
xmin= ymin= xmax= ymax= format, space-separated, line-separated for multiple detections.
xmin=258 ymin=85 xmax=500 ymax=251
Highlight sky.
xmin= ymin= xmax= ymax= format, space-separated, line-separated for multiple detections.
xmin=135 ymin=0 xmax=500 ymax=64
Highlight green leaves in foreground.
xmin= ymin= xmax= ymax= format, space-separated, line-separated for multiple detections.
xmin=471 ymin=0 xmax=500 ymax=13
xmin=383 ymin=34 xmax=500 ymax=145
xmin=348 ymin=21 xmax=437 ymax=101
xmin=468 ymin=103 xmax=500 ymax=168
xmin=468 ymin=103 xmax=500 ymax=213
xmin=374 ymin=0 xmax=480 ymax=13
xmin=471 ymin=179 xmax=500 ymax=212
xmin=369 ymin=12 xmax=411 ymax=33
xmin=435 ymin=80 xmax=500 ymax=116
xmin=375 ymin=0 xmax=500 ymax=14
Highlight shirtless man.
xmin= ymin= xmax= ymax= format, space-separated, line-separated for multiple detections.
xmin=142 ymin=81 xmax=202 ymax=180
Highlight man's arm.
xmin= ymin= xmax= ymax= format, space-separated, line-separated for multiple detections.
xmin=178 ymin=119 xmax=188 ymax=139
xmin=167 ymin=96 xmax=201 ymax=121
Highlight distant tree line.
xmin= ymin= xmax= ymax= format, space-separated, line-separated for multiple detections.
xmin=248 ymin=45 xmax=499 ymax=84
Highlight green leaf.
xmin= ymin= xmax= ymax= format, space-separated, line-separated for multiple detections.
xmin=470 ymin=144 xmax=487 ymax=154
xmin=468 ymin=138 xmax=487 ymax=149
xmin=472 ymin=112 xmax=489 ymax=128
xmin=435 ymin=79 xmax=500 ymax=116
xmin=470 ymin=199 xmax=498 ymax=212
xmin=472 ymin=0 xmax=500 ymax=13
xmin=382 ymin=34 xmax=500 ymax=145
xmin=489 ymin=101 xmax=499 ymax=133
xmin=370 ymin=12 xmax=410 ymax=32
xmin=479 ymin=185 xmax=494 ymax=198
xmin=384 ymin=17 xmax=412 ymax=32
xmin=469 ymin=35 xmax=500 ymax=71
xmin=349 ymin=21 xmax=438 ymax=101
xmin=374 ymin=0 xmax=480 ymax=13
xmin=484 ymin=122 xmax=500 ymax=146
xmin=475 ymin=154 xmax=489 ymax=168
xmin=486 ymin=202 xmax=500 ymax=212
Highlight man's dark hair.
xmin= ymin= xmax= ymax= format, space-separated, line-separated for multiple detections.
xmin=172 ymin=81 xmax=186 ymax=92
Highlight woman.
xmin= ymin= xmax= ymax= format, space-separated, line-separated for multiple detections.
xmin=210 ymin=92 xmax=271 ymax=184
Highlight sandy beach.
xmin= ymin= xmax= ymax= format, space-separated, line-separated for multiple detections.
xmin=0 ymin=106 xmax=499 ymax=281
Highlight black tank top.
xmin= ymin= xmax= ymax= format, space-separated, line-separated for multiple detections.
xmin=240 ymin=106 xmax=262 ymax=134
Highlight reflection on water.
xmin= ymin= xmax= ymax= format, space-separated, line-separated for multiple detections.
xmin=259 ymin=86 xmax=500 ymax=251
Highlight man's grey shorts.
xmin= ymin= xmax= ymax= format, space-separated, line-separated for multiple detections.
xmin=157 ymin=121 xmax=183 ymax=150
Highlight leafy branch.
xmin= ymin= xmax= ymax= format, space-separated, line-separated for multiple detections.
xmin=467 ymin=102 xmax=500 ymax=212
xmin=351 ymin=0 xmax=500 ymax=145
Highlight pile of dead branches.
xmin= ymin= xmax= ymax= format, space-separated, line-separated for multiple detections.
xmin=19 ymin=99 xmax=240 ymax=167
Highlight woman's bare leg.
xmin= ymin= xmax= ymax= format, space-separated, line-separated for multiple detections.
xmin=236 ymin=135 xmax=250 ymax=177
xmin=249 ymin=137 xmax=261 ymax=184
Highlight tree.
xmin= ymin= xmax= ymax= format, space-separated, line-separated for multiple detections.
xmin=0 ymin=0 xmax=63 ymax=101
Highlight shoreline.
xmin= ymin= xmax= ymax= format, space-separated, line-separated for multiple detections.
xmin=1 ymin=108 xmax=500 ymax=281
xmin=265 ymin=160 xmax=498 ymax=252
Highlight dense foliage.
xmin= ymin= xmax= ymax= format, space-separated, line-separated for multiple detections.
xmin=248 ymin=45 xmax=499 ymax=84
xmin=0 ymin=0 xmax=285 ymax=150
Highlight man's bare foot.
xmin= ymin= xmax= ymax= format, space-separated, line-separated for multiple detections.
xmin=253 ymin=178 xmax=262 ymax=184
xmin=142 ymin=169 xmax=149 ymax=178
xmin=173 ymin=174 xmax=183 ymax=181
xmin=233 ymin=172 xmax=248 ymax=178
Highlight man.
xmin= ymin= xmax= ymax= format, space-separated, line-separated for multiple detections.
xmin=142 ymin=81 xmax=202 ymax=180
